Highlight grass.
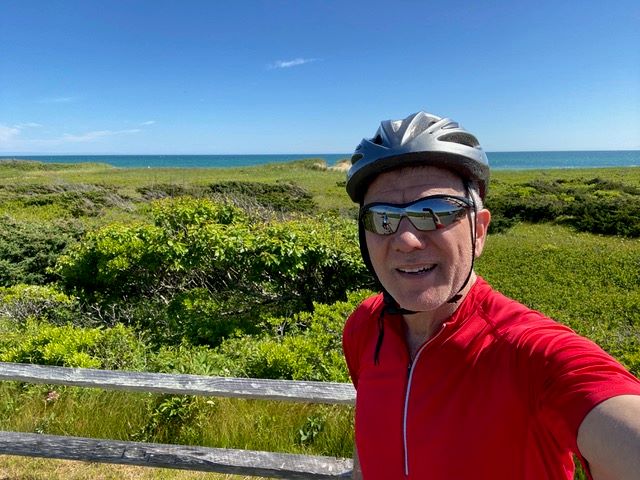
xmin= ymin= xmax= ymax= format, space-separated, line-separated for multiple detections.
xmin=0 ymin=384 xmax=354 ymax=457
xmin=0 ymin=383 xmax=352 ymax=479
xmin=0 ymin=456 xmax=272 ymax=480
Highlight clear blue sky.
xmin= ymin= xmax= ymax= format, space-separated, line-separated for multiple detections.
xmin=1 ymin=0 xmax=638 ymax=155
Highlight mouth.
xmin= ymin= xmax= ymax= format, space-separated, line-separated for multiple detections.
xmin=396 ymin=264 xmax=437 ymax=275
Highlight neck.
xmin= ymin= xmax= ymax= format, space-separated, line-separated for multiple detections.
xmin=402 ymin=273 xmax=477 ymax=359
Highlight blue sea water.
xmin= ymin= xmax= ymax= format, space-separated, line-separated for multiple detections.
xmin=3 ymin=151 xmax=639 ymax=170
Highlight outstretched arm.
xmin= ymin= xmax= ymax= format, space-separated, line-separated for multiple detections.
xmin=577 ymin=394 xmax=640 ymax=480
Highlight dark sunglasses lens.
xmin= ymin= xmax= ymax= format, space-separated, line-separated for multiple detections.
xmin=362 ymin=206 xmax=403 ymax=234
xmin=406 ymin=198 xmax=468 ymax=230
xmin=362 ymin=197 xmax=468 ymax=235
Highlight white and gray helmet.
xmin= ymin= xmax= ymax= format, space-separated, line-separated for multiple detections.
xmin=346 ymin=111 xmax=490 ymax=203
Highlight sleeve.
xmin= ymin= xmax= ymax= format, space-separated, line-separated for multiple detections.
xmin=523 ymin=321 xmax=640 ymax=454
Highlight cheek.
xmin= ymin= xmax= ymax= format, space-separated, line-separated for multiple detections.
xmin=439 ymin=229 xmax=472 ymax=262
xmin=365 ymin=233 xmax=388 ymax=267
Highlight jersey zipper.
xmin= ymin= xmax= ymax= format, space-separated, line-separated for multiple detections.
xmin=402 ymin=322 xmax=448 ymax=477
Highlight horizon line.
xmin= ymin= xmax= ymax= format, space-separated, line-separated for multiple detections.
xmin=1 ymin=148 xmax=640 ymax=157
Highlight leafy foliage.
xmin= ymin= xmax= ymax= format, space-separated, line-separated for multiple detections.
xmin=0 ymin=216 xmax=84 ymax=286
xmin=486 ymin=176 xmax=640 ymax=237
xmin=55 ymin=197 xmax=369 ymax=345
xmin=132 ymin=395 xmax=200 ymax=444
xmin=0 ymin=284 xmax=80 ymax=325
xmin=0 ymin=183 xmax=134 ymax=217
xmin=0 ymin=319 xmax=147 ymax=370
xmin=215 ymin=290 xmax=372 ymax=381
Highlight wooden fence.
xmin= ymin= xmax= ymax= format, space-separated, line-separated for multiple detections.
xmin=0 ymin=362 xmax=355 ymax=479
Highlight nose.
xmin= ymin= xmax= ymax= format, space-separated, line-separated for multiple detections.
xmin=391 ymin=217 xmax=427 ymax=252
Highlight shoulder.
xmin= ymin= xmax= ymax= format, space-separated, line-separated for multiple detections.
xmin=471 ymin=279 xmax=619 ymax=377
xmin=475 ymin=278 xmax=640 ymax=408
xmin=342 ymin=293 xmax=385 ymax=387
xmin=474 ymin=280 xmax=575 ymax=346
xmin=343 ymin=293 xmax=385 ymax=341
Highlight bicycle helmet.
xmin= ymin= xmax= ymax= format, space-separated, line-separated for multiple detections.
xmin=346 ymin=111 xmax=489 ymax=203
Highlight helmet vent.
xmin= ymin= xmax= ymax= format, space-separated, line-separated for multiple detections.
xmin=372 ymin=134 xmax=384 ymax=145
xmin=441 ymin=121 xmax=460 ymax=130
xmin=438 ymin=132 xmax=480 ymax=148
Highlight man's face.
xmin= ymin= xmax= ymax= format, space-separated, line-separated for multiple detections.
xmin=363 ymin=166 xmax=490 ymax=313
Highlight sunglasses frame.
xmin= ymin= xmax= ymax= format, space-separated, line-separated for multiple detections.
xmin=360 ymin=194 xmax=473 ymax=235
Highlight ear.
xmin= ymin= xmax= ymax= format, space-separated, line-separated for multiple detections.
xmin=473 ymin=208 xmax=491 ymax=258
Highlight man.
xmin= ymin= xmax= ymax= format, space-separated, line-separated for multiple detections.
xmin=342 ymin=111 xmax=640 ymax=479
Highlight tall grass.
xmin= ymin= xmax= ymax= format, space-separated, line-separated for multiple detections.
xmin=0 ymin=383 xmax=354 ymax=457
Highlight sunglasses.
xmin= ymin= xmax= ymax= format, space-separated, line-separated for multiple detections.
xmin=360 ymin=194 xmax=472 ymax=235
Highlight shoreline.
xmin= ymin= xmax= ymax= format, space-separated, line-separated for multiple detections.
xmin=1 ymin=153 xmax=639 ymax=172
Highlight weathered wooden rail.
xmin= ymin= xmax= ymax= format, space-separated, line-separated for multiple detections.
xmin=0 ymin=362 xmax=356 ymax=479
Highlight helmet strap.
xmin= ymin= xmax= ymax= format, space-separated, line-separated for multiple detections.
xmin=446 ymin=180 xmax=477 ymax=303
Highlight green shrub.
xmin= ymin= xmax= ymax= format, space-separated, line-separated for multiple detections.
xmin=485 ymin=176 xmax=640 ymax=237
xmin=0 ymin=284 xmax=80 ymax=325
xmin=215 ymin=290 xmax=373 ymax=381
xmin=207 ymin=181 xmax=316 ymax=213
xmin=0 ymin=320 xmax=147 ymax=370
xmin=0 ymin=216 xmax=83 ymax=286
xmin=147 ymin=343 xmax=226 ymax=376
xmin=55 ymin=198 xmax=369 ymax=345
xmin=136 ymin=183 xmax=197 ymax=200
xmin=166 ymin=288 xmax=261 ymax=346
xmin=569 ymin=194 xmax=640 ymax=237
xmin=0 ymin=183 xmax=134 ymax=218
xmin=151 ymin=196 xmax=246 ymax=231
xmin=132 ymin=394 xmax=200 ymax=444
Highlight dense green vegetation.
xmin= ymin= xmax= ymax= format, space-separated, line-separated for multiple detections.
xmin=0 ymin=158 xmax=638 ymax=479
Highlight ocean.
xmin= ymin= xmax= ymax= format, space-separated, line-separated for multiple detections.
xmin=3 ymin=150 xmax=640 ymax=170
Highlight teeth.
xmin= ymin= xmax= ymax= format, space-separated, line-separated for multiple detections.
xmin=398 ymin=265 xmax=435 ymax=274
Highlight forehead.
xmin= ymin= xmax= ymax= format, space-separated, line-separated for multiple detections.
xmin=364 ymin=166 xmax=465 ymax=203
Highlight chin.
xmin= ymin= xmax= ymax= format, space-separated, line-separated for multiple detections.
xmin=392 ymin=291 xmax=449 ymax=313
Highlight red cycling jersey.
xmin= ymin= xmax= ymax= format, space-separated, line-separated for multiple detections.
xmin=343 ymin=277 xmax=640 ymax=479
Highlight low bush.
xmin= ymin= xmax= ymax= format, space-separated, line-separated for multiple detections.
xmin=0 ymin=284 xmax=80 ymax=325
xmin=0 ymin=183 xmax=134 ymax=217
xmin=207 ymin=180 xmax=316 ymax=213
xmin=215 ymin=290 xmax=373 ymax=381
xmin=136 ymin=180 xmax=316 ymax=215
xmin=0 ymin=216 xmax=84 ymax=286
xmin=136 ymin=183 xmax=196 ymax=200
xmin=132 ymin=394 xmax=200 ymax=444
xmin=570 ymin=194 xmax=640 ymax=237
xmin=0 ymin=320 xmax=147 ymax=370
xmin=55 ymin=198 xmax=369 ymax=345
xmin=486 ymin=176 xmax=640 ymax=237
